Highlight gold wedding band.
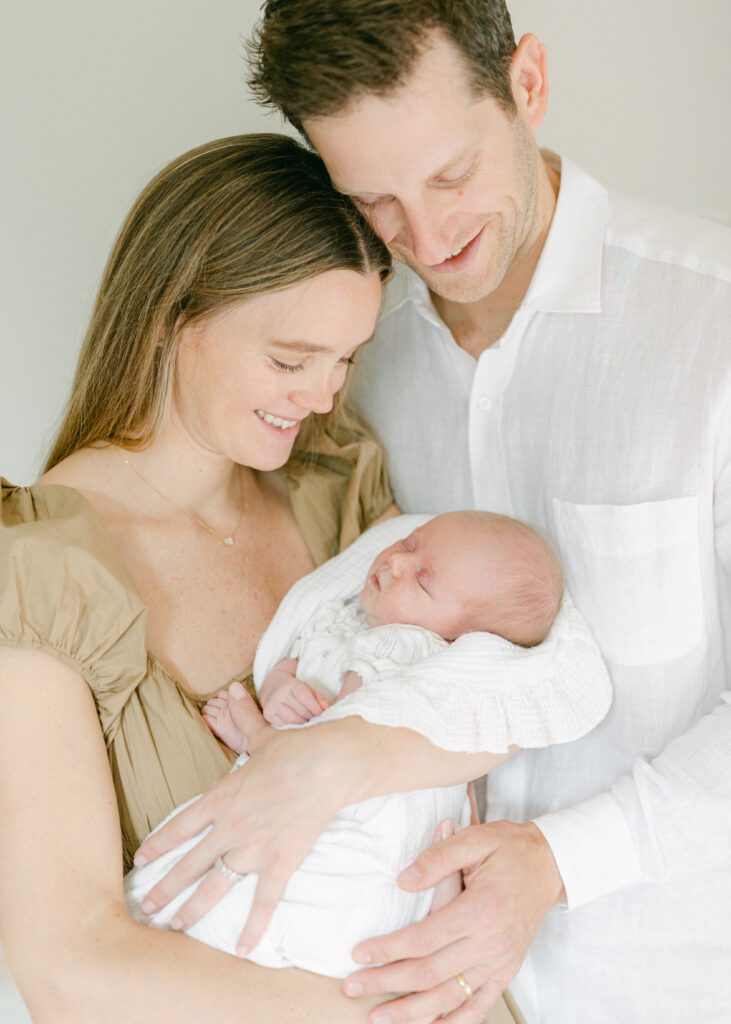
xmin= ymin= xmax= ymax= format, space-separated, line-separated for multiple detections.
xmin=455 ymin=972 xmax=473 ymax=1000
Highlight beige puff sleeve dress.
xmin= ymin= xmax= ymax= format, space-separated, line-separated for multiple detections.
xmin=0 ymin=431 xmax=393 ymax=873
xmin=0 ymin=434 xmax=525 ymax=1024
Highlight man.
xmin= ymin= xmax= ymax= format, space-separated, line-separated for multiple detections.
xmin=250 ymin=3 xmax=731 ymax=1023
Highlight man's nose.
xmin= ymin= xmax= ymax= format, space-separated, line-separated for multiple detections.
xmin=389 ymin=198 xmax=451 ymax=266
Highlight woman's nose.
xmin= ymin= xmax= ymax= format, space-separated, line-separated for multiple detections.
xmin=292 ymin=374 xmax=335 ymax=415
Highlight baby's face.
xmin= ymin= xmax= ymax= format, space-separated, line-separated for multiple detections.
xmin=360 ymin=517 xmax=490 ymax=640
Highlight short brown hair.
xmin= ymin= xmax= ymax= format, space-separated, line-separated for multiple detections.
xmin=249 ymin=1 xmax=517 ymax=132
xmin=45 ymin=134 xmax=390 ymax=472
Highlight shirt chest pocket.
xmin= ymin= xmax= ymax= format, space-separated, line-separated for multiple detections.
xmin=552 ymin=496 xmax=703 ymax=667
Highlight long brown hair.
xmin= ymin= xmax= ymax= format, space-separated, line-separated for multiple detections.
xmin=45 ymin=133 xmax=391 ymax=472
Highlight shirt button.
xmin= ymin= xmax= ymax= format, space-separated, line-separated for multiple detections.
xmin=478 ymin=396 xmax=493 ymax=411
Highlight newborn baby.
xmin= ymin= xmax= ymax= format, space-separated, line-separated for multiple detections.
xmin=125 ymin=511 xmax=567 ymax=978
xmin=207 ymin=509 xmax=563 ymax=749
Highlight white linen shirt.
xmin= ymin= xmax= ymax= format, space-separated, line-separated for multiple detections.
xmin=349 ymin=157 xmax=731 ymax=1024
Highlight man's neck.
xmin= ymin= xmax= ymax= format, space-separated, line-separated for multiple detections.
xmin=431 ymin=153 xmax=561 ymax=359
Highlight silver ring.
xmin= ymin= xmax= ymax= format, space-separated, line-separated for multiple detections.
xmin=214 ymin=855 xmax=246 ymax=883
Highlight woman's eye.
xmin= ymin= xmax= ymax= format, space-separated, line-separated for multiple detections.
xmin=270 ymin=357 xmax=305 ymax=374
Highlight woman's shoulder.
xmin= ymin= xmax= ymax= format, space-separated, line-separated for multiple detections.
xmin=0 ymin=470 xmax=148 ymax=697
xmin=284 ymin=413 xmax=395 ymax=565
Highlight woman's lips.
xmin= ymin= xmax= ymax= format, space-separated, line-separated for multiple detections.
xmin=255 ymin=411 xmax=301 ymax=439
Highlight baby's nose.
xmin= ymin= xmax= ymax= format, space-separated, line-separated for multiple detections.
xmin=389 ymin=552 xmax=406 ymax=578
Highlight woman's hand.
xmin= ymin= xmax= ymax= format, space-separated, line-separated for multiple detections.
xmin=134 ymin=682 xmax=354 ymax=954
xmin=342 ymin=821 xmax=565 ymax=1023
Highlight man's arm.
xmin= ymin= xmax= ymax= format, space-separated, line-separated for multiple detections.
xmin=535 ymin=439 xmax=731 ymax=903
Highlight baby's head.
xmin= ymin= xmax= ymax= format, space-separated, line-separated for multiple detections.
xmin=360 ymin=511 xmax=563 ymax=646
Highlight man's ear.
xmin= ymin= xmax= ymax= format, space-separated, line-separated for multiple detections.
xmin=509 ymin=33 xmax=550 ymax=131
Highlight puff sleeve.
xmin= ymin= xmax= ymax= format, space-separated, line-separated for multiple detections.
xmin=0 ymin=480 xmax=148 ymax=745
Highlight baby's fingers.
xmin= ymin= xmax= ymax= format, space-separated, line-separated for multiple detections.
xmin=267 ymin=702 xmax=309 ymax=725
xmin=293 ymin=683 xmax=327 ymax=718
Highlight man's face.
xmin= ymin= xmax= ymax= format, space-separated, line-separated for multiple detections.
xmin=305 ymin=32 xmax=543 ymax=305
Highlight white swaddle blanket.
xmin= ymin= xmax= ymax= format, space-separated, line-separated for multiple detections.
xmin=125 ymin=515 xmax=611 ymax=977
xmin=255 ymin=515 xmax=612 ymax=751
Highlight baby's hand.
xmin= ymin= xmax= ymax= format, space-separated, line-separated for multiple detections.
xmin=260 ymin=658 xmax=329 ymax=726
xmin=202 ymin=689 xmax=251 ymax=755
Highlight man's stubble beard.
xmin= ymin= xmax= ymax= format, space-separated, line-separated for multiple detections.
xmin=396 ymin=118 xmax=541 ymax=307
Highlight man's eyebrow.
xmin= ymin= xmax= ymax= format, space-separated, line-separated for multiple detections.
xmin=268 ymin=335 xmax=374 ymax=354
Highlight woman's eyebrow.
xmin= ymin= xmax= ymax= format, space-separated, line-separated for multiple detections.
xmin=268 ymin=335 xmax=374 ymax=354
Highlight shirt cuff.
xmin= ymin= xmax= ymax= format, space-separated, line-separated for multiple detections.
xmin=533 ymin=792 xmax=643 ymax=909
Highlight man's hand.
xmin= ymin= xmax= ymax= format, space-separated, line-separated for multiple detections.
xmin=343 ymin=821 xmax=565 ymax=1024
xmin=260 ymin=657 xmax=330 ymax=725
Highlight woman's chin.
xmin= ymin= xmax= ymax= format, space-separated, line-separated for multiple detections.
xmin=229 ymin=441 xmax=297 ymax=472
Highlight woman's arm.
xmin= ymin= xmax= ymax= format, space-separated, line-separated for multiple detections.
xmin=135 ymin=687 xmax=512 ymax=951
xmin=0 ymin=649 xmax=384 ymax=1024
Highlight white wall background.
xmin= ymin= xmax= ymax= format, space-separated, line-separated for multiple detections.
xmin=2 ymin=2 xmax=730 ymax=486
xmin=0 ymin=0 xmax=729 ymax=1016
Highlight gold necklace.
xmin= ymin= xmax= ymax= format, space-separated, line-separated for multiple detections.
xmin=119 ymin=452 xmax=243 ymax=547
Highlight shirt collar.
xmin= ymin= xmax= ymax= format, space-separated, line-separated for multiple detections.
xmin=523 ymin=154 xmax=607 ymax=314
xmin=381 ymin=154 xmax=608 ymax=323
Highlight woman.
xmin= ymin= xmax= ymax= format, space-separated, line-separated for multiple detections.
xmin=0 ymin=134 xmax=519 ymax=1023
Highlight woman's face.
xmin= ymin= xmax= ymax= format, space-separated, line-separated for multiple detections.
xmin=171 ymin=268 xmax=382 ymax=470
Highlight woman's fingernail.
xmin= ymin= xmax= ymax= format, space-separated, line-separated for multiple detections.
xmin=236 ymin=944 xmax=250 ymax=958
xmin=141 ymin=899 xmax=156 ymax=914
xmin=230 ymin=682 xmax=245 ymax=698
xmin=343 ymin=981 xmax=363 ymax=997
xmin=134 ymin=853 xmax=148 ymax=867
xmin=353 ymin=949 xmax=373 ymax=964
xmin=373 ymin=1014 xmax=391 ymax=1024
xmin=400 ymin=864 xmax=423 ymax=884
xmin=169 ymin=917 xmax=183 ymax=931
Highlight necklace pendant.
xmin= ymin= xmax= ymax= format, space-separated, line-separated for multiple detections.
xmin=223 ymin=536 xmax=235 ymax=546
